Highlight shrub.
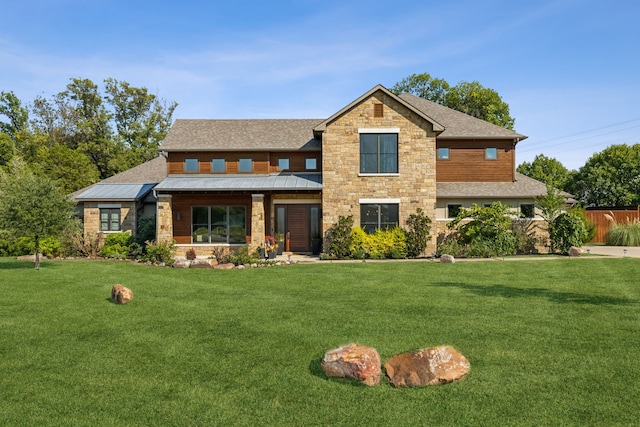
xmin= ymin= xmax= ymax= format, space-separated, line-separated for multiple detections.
xmin=229 ymin=245 xmax=259 ymax=265
xmin=436 ymin=233 xmax=465 ymax=257
xmin=186 ymin=247 xmax=197 ymax=260
xmin=510 ymin=219 xmax=540 ymax=254
xmin=325 ymin=215 xmax=354 ymax=259
xmin=349 ymin=226 xmax=407 ymax=259
xmin=605 ymin=215 xmax=640 ymax=246
xmin=100 ymin=232 xmax=133 ymax=259
xmin=143 ymin=240 xmax=177 ymax=266
xmin=550 ymin=211 xmax=588 ymax=254
xmin=134 ymin=216 xmax=156 ymax=246
xmin=405 ymin=208 xmax=432 ymax=257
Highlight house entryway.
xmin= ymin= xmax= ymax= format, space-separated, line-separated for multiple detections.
xmin=275 ymin=204 xmax=321 ymax=253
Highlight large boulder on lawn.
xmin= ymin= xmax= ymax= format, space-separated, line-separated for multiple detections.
xmin=384 ymin=345 xmax=470 ymax=387
xmin=568 ymin=246 xmax=582 ymax=257
xmin=321 ymin=343 xmax=381 ymax=386
xmin=440 ymin=254 xmax=455 ymax=263
xmin=111 ymin=285 xmax=133 ymax=304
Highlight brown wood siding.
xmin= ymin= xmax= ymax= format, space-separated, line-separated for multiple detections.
xmin=584 ymin=207 xmax=640 ymax=243
xmin=436 ymin=140 xmax=515 ymax=182
xmin=171 ymin=193 xmax=253 ymax=244
xmin=167 ymin=152 xmax=320 ymax=175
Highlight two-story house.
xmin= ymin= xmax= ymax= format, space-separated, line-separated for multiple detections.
xmin=74 ymin=84 xmax=550 ymax=256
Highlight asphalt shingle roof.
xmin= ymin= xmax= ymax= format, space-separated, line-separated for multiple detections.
xmin=159 ymin=119 xmax=323 ymax=152
xmin=437 ymin=172 xmax=550 ymax=198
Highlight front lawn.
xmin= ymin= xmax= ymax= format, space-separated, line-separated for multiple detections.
xmin=1 ymin=258 xmax=639 ymax=425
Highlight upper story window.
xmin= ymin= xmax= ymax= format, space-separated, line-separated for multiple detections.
xmin=438 ymin=147 xmax=450 ymax=159
xmin=485 ymin=147 xmax=498 ymax=160
xmin=212 ymin=158 xmax=226 ymax=173
xmin=305 ymin=158 xmax=317 ymax=170
xmin=185 ymin=158 xmax=199 ymax=173
xmin=278 ymin=158 xmax=290 ymax=171
xmin=238 ymin=158 xmax=253 ymax=173
xmin=359 ymin=132 xmax=398 ymax=174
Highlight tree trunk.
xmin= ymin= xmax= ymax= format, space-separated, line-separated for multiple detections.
xmin=34 ymin=235 xmax=40 ymax=269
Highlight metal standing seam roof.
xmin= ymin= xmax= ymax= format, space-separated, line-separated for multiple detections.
xmin=154 ymin=173 xmax=322 ymax=192
xmin=75 ymin=183 xmax=157 ymax=201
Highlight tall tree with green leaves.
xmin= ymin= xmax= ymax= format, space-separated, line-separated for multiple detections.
xmin=0 ymin=158 xmax=75 ymax=268
xmin=570 ymin=144 xmax=640 ymax=206
xmin=517 ymin=154 xmax=573 ymax=191
xmin=390 ymin=73 xmax=515 ymax=129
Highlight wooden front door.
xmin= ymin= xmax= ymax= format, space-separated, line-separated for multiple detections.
xmin=275 ymin=204 xmax=321 ymax=253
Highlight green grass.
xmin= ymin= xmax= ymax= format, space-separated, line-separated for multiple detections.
xmin=1 ymin=258 xmax=640 ymax=426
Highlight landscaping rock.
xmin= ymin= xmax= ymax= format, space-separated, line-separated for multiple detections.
xmin=440 ymin=254 xmax=455 ymax=263
xmin=111 ymin=285 xmax=133 ymax=304
xmin=214 ymin=262 xmax=235 ymax=270
xmin=321 ymin=343 xmax=381 ymax=386
xmin=384 ymin=345 xmax=470 ymax=387
xmin=190 ymin=259 xmax=212 ymax=268
xmin=173 ymin=259 xmax=191 ymax=268
xmin=568 ymin=246 xmax=583 ymax=257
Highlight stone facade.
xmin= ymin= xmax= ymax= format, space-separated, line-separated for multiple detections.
xmin=321 ymin=91 xmax=438 ymax=251
xmin=156 ymin=194 xmax=173 ymax=242
xmin=251 ymin=194 xmax=265 ymax=250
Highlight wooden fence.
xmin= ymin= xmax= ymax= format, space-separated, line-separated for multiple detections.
xmin=584 ymin=206 xmax=640 ymax=243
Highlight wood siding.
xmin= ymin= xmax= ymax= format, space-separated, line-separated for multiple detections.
xmin=436 ymin=140 xmax=515 ymax=182
xmin=167 ymin=152 xmax=321 ymax=175
xmin=584 ymin=207 xmax=640 ymax=243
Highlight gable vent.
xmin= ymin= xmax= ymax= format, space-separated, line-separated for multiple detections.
xmin=374 ymin=103 xmax=383 ymax=118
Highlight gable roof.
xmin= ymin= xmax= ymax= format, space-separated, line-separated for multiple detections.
xmin=159 ymin=119 xmax=323 ymax=152
xmin=313 ymin=84 xmax=445 ymax=134
xmin=399 ymin=93 xmax=527 ymax=141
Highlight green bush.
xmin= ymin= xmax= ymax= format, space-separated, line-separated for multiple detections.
xmin=605 ymin=219 xmax=640 ymax=246
xmin=134 ymin=216 xmax=156 ymax=247
xmin=405 ymin=208 xmax=432 ymax=257
xmin=229 ymin=245 xmax=259 ymax=265
xmin=550 ymin=211 xmax=588 ymax=254
xmin=0 ymin=236 xmax=61 ymax=257
xmin=100 ymin=232 xmax=133 ymax=259
xmin=325 ymin=215 xmax=354 ymax=259
xmin=510 ymin=219 xmax=539 ymax=254
xmin=436 ymin=233 xmax=465 ymax=257
xmin=143 ymin=240 xmax=177 ymax=266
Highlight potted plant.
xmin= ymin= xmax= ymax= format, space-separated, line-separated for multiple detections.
xmin=274 ymin=233 xmax=284 ymax=255
xmin=265 ymin=235 xmax=278 ymax=259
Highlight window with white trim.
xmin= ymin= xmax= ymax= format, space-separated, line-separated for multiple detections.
xmin=360 ymin=203 xmax=399 ymax=233
xmin=360 ymin=133 xmax=398 ymax=174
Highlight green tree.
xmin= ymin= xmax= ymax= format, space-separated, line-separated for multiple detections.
xmin=570 ymin=144 xmax=640 ymax=206
xmin=550 ymin=211 xmax=588 ymax=255
xmin=0 ymin=91 xmax=29 ymax=142
xmin=517 ymin=154 xmax=573 ymax=191
xmin=0 ymin=158 xmax=76 ymax=268
xmin=104 ymin=78 xmax=177 ymax=169
xmin=535 ymin=185 xmax=568 ymax=252
xmin=34 ymin=143 xmax=100 ymax=193
xmin=390 ymin=73 xmax=515 ymax=129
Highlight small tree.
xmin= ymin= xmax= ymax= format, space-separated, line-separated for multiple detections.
xmin=0 ymin=158 xmax=75 ymax=268
xmin=550 ymin=211 xmax=588 ymax=255
xmin=535 ymin=185 xmax=567 ymax=252
xmin=405 ymin=208 xmax=432 ymax=257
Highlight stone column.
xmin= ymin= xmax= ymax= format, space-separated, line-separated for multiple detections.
xmin=156 ymin=194 xmax=173 ymax=242
xmin=251 ymin=194 xmax=265 ymax=250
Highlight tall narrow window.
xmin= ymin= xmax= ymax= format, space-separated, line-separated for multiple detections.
xmin=185 ymin=158 xmax=199 ymax=172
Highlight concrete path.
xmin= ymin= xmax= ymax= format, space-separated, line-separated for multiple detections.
xmin=581 ymin=246 xmax=640 ymax=258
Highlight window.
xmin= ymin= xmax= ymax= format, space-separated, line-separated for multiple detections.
xmin=185 ymin=158 xmax=199 ymax=172
xmin=100 ymin=208 xmax=121 ymax=232
xmin=192 ymin=206 xmax=246 ymax=244
xmin=305 ymin=158 xmax=317 ymax=170
xmin=360 ymin=133 xmax=398 ymax=173
xmin=212 ymin=158 xmax=226 ymax=173
xmin=521 ymin=204 xmax=535 ymax=218
xmin=485 ymin=147 xmax=498 ymax=160
xmin=438 ymin=147 xmax=450 ymax=159
xmin=447 ymin=204 xmax=462 ymax=218
xmin=374 ymin=103 xmax=383 ymax=118
xmin=360 ymin=204 xmax=399 ymax=233
xmin=238 ymin=158 xmax=252 ymax=172
xmin=278 ymin=158 xmax=290 ymax=171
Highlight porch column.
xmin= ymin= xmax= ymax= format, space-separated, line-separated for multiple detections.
xmin=251 ymin=194 xmax=265 ymax=250
xmin=156 ymin=194 xmax=173 ymax=242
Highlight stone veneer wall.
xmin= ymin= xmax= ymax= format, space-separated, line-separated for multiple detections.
xmin=156 ymin=195 xmax=173 ymax=242
xmin=321 ymin=91 xmax=438 ymax=252
xmin=83 ymin=202 xmax=135 ymax=235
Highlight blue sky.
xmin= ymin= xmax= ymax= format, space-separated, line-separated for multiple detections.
xmin=1 ymin=0 xmax=638 ymax=170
